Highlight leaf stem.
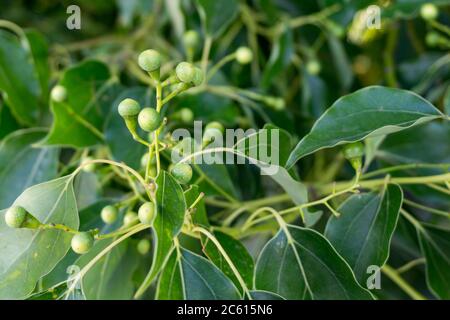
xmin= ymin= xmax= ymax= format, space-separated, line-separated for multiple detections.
xmin=382 ymin=265 xmax=427 ymax=300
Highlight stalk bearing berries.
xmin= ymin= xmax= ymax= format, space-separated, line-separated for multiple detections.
xmin=101 ymin=205 xmax=118 ymax=225
xmin=138 ymin=108 xmax=162 ymax=132
xmin=5 ymin=206 xmax=41 ymax=229
xmin=71 ymin=232 xmax=94 ymax=254
xmin=170 ymin=163 xmax=193 ymax=184
xmin=138 ymin=202 xmax=156 ymax=225
xmin=235 ymin=47 xmax=253 ymax=65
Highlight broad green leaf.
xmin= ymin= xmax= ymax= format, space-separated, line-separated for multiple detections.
xmin=261 ymin=25 xmax=293 ymax=89
xmin=0 ymin=102 xmax=20 ymax=139
xmin=105 ymin=87 xmax=150 ymax=169
xmin=196 ymin=0 xmax=238 ymax=38
xmin=0 ymin=30 xmax=41 ymax=125
xmin=0 ymin=176 xmax=79 ymax=299
xmin=184 ymin=185 xmax=209 ymax=228
xmin=203 ymin=231 xmax=254 ymax=290
xmin=325 ymin=184 xmax=403 ymax=283
xmin=157 ymin=248 xmax=241 ymax=300
xmin=25 ymin=30 xmax=50 ymax=103
xmin=41 ymin=60 xmax=115 ymax=148
xmin=418 ymin=224 xmax=450 ymax=299
xmin=73 ymin=172 xmax=100 ymax=211
xmin=255 ymin=225 xmax=373 ymax=300
xmin=75 ymin=239 xmax=140 ymax=300
xmin=327 ymin=34 xmax=353 ymax=90
xmin=196 ymin=163 xmax=239 ymax=201
xmin=250 ymin=290 xmax=285 ymax=300
xmin=0 ymin=129 xmax=58 ymax=209
xmin=139 ymin=171 xmax=186 ymax=293
xmin=287 ymin=86 xmax=444 ymax=168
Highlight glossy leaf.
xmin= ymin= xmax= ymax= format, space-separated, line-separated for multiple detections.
xmin=41 ymin=60 xmax=115 ymax=148
xmin=0 ymin=176 xmax=79 ymax=299
xmin=255 ymin=225 xmax=373 ymax=300
xmin=325 ymin=184 xmax=403 ymax=283
xmin=196 ymin=0 xmax=239 ymax=38
xmin=0 ymin=30 xmax=41 ymax=125
xmin=25 ymin=30 xmax=49 ymax=102
xmin=418 ymin=224 xmax=450 ymax=299
xmin=250 ymin=290 xmax=285 ymax=300
xmin=203 ymin=231 xmax=254 ymax=290
xmin=0 ymin=129 xmax=58 ymax=209
xmin=157 ymin=248 xmax=241 ymax=300
xmin=287 ymin=86 xmax=444 ymax=167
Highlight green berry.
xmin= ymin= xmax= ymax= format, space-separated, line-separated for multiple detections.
xmin=306 ymin=60 xmax=321 ymax=75
xmin=179 ymin=108 xmax=194 ymax=123
xmin=426 ymin=32 xmax=440 ymax=47
xmin=183 ymin=30 xmax=200 ymax=49
xmin=343 ymin=142 xmax=365 ymax=160
xmin=137 ymin=239 xmax=151 ymax=255
xmin=192 ymin=67 xmax=204 ymax=87
xmin=205 ymin=121 xmax=225 ymax=133
xmin=123 ymin=211 xmax=138 ymax=226
xmin=170 ymin=163 xmax=193 ymax=184
xmin=5 ymin=206 xmax=27 ymax=228
xmin=101 ymin=205 xmax=118 ymax=225
xmin=420 ymin=3 xmax=438 ymax=20
xmin=81 ymin=156 xmax=95 ymax=173
xmin=138 ymin=49 xmax=162 ymax=72
xmin=176 ymin=62 xmax=196 ymax=84
xmin=140 ymin=153 xmax=157 ymax=168
xmin=71 ymin=232 xmax=94 ymax=255
xmin=235 ymin=47 xmax=253 ymax=65
xmin=138 ymin=202 xmax=156 ymax=225
xmin=138 ymin=108 xmax=162 ymax=132
xmin=118 ymin=98 xmax=140 ymax=118
xmin=51 ymin=85 xmax=67 ymax=102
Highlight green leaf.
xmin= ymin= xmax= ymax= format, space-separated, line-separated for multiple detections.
xmin=105 ymin=87 xmax=150 ymax=169
xmin=418 ymin=224 xmax=450 ymax=299
xmin=41 ymin=60 xmax=115 ymax=148
xmin=250 ymin=290 xmax=285 ymax=300
xmin=325 ymin=184 xmax=403 ymax=283
xmin=0 ymin=129 xmax=59 ymax=209
xmin=139 ymin=171 xmax=186 ymax=294
xmin=327 ymin=34 xmax=353 ymax=90
xmin=25 ymin=30 xmax=50 ymax=103
xmin=157 ymin=248 xmax=241 ymax=300
xmin=0 ymin=176 xmax=79 ymax=299
xmin=203 ymin=231 xmax=254 ymax=290
xmin=287 ymin=86 xmax=444 ymax=168
xmin=254 ymin=224 xmax=373 ymax=300
xmin=75 ymin=239 xmax=140 ymax=300
xmin=196 ymin=0 xmax=239 ymax=38
xmin=0 ymin=30 xmax=41 ymax=125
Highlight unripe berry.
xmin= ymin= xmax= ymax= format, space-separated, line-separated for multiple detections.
xmin=137 ymin=239 xmax=151 ymax=255
xmin=420 ymin=3 xmax=438 ymax=21
xmin=5 ymin=206 xmax=27 ymax=228
xmin=138 ymin=108 xmax=162 ymax=132
xmin=343 ymin=142 xmax=365 ymax=160
xmin=426 ymin=32 xmax=440 ymax=47
xmin=118 ymin=98 xmax=140 ymax=118
xmin=176 ymin=62 xmax=196 ymax=84
xmin=203 ymin=121 xmax=225 ymax=144
xmin=101 ymin=205 xmax=118 ymax=225
xmin=51 ymin=85 xmax=67 ymax=102
xmin=179 ymin=108 xmax=194 ymax=123
xmin=138 ymin=49 xmax=162 ymax=72
xmin=235 ymin=47 xmax=253 ymax=65
xmin=138 ymin=202 xmax=156 ymax=225
xmin=71 ymin=232 xmax=94 ymax=254
xmin=306 ymin=60 xmax=321 ymax=75
xmin=192 ymin=67 xmax=204 ymax=86
xmin=205 ymin=121 xmax=225 ymax=133
xmin=123 ymin=211 xmax=138 ymax=226
xmin=170 ymin=163 xmax=193 ymax=184
xmin=140 ymin=153 xmax=157 ymax=168
xmin=183 ymin=30 xmax=200 ymax=49
xmin=81 ymin=156 xmax=95 ymax=173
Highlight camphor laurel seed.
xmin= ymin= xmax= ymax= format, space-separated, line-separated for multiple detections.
xmin=203 ymin=121 xmax=224 ymax=144
xmin=183 ymin=30 xmax=200 ymax=49
xmin=138 ymin=49 xmax=162 ymax=72
xmin=192 ymin=67 xmax=204 ymax=86
xmin=123 ymin=211 xmax=138 ymax=226
xmin=51 ymin=85 xmax=67 ymax=102
xmin=118 ymin=98 xmax=141 ymax=118
xmin=81 ymin=156 xmax=96 ymax=173
xmin=306 ymin=60 xmax=321 ymax=75
xmin=138 ymin=108 xmax=162 ymax=132
xmin=5 ymin=206 xmax=40 ymax=229
xmin=176 ymin=62 xmax=196 ymax=84
xmin=71 ymin=232 xmax=94 ymax=255
xmin=170 ymin=163 xmax=193 ymax=184
xmin=343 ymin=141 xmax=365 ymax=171
xmin=138 ymin=202 xmax=156 ymax=225
xmin=420 ymin=3 xmax=439 ymax=20
xmin=235 ymin=47 xmax=253 ymax=65
xmin=179 ymin=108 xmax=194 ymax=123
xmin=140 ymin=153 xmax=157 ymax=168
xmin=137 ymin=239 xmax=151 ymax=255
xmin=101 ymin=205 xmax=118 ymax=225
